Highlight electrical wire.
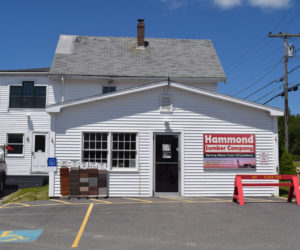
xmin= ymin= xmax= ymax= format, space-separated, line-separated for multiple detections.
xmin=254 ymin=85 xmax=283 ymax=103
xmin=263 ymin=82 xmax=300 ymax=105
xmin=243 ymin=63 xmax=300 ymax=100
xmin=224 ymin=7 xmax=293 ymax=75
xmin=232 ymin=58 xmax=282 ymax=97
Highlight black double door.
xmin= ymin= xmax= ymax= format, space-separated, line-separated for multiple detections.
xmin=155 ymin=134 xmax=179 ymax=193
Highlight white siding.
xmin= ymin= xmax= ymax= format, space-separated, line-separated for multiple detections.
xmin=63 ymin=79 xmax=218 ymax=101
xmin=0 ymin=76 xmax=57 ymax=175
xmin=0 ymin=75 xmax=218 ymax=177
xmin=53 ymin=86 xmax=279 ymax=197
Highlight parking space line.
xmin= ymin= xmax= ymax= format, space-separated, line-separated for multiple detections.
xmin=158 ymin=196 xmax=197 ymax=203
xmin=245 ymin=198 xmax=281 ymax=203
xmin=13 ymin=202 xmax=31 ymax=207
xmin=72 ymin=203 xmax=94 ymax=248
xmin=123 ymin=197 xmax=153 ymax=203
xmin=51 ymin=199 xmax=72 ymax=205
xmin=90 ymin=198 xmax=112 ymax=204
xmin=0 ymin=202 xmax=11 ymax=209
xmin=199 ymin=197 xmax=223 ymax=201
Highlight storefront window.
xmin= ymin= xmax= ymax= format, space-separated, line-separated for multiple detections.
xmin=82 ymin=132 xmax=108 ymax=163
xmin=112 ymin=133 xmax=136 ymax=168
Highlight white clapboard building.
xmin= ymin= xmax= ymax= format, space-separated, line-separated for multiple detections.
xmin=0 ymin=20 xmax=283 ymax=195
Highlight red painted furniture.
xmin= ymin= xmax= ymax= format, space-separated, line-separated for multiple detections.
xmin=233 ymin=175 xmax=300 ymax=206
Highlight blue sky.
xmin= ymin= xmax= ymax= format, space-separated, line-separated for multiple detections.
xmin=0 ymin=0 xmax=299 ymax=114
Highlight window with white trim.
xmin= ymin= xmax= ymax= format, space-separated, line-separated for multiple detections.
xmin=82 ymin=133 xmax=108 ymax=163
xmin=112 ymin=133 xmax=137 ymax=168
xmin=9 ymin=81 xmax=46 ymax=108
xmin=7 ymin=134 xmax=24 ymax=155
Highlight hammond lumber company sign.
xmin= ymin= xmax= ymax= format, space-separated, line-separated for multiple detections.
xmin=204 ymin=134 xmax=256 ymax=170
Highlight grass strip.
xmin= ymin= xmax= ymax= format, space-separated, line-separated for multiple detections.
xmin=1 ymin=185 xmax=49 ymax=204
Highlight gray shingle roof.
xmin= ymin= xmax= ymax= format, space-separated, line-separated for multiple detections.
xmin=50 ymin=35 xmax=226 ymax=81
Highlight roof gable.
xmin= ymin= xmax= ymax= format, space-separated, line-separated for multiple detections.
xmin=46 ymin=82 xmax=283 ymax=116
xmin=50 ymin=35 xmax=226 ymax=81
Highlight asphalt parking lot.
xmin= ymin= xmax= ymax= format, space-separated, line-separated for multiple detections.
xmin=0 ymin=196 xmax=299 ymax=250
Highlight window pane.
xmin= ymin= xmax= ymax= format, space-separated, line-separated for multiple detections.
xmin=7 ymin=134 xmax=23 ymax=154
xmin=103 ymin=86 xmax=116 ymax=94
xmin=23 ymin=81 xmax=34 ymax=97
xmin=8 ymin=134 xmax=23 ymax=143
xmin=35 ymin=86 xmax=46 ymax=97
xmin=7 ymin=145 xmax=23 ymax=154
xmin=112 ymin=132 xmax=137 ymax=168
xmin=34 ymin=97 xmax=46 ymax=108
xmin=35 ymin=135 xmax=46 ymax=152
xmin=9 ymin=86 xmax=23 ymax=108
xmin=10 ymin=86 xmax=22 ymax=97
xmin=82 ymin=132 xmax=108 ymax=163
xmin=23 ymin=97 xmax=34 ymax=108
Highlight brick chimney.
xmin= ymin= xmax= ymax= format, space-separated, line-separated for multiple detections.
xmin=137 ymin=19 xmax=145 ymax=47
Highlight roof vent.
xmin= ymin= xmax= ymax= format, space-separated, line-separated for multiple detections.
xmin=160 ymin=95 xmax=173 ymax=113
xmin=137 ymin=19 xmax=145 ymax=47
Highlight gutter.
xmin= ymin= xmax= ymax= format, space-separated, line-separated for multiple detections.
xmin=0 ymin=72 xmax=49 ymax=76
xmin=48 ymin=74 xmax=226 ymax=83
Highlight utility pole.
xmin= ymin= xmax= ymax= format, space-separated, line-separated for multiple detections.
xmin=268 ymin=32 xmax=300 ymax=152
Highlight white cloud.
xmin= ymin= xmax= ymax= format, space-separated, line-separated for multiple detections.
xmin=248 ymin=0 xmax=291 ymax=9
xmin=159 ymin=0 xmax=292 ymax=10
xmin=160 ymin=0 xmax=189 ymax=9
xmin=213 ymin=0 xmax=242 ymax=9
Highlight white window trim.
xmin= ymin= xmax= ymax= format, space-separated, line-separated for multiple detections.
xmin=80 ymin=131 xmax=139 ymax=172
xmin=81 ymin=131 xmax=109 ymax=165
xmin=6 ymin=133 xmax=25 ymax=157
xmin=110 ymin=132 xmax=139 ymax=171
xmin=8 ymin=82 xmax=48 ymax=110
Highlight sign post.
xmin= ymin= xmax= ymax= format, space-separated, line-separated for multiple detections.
xmin=47 ymin=158 xmax=57 ymax=198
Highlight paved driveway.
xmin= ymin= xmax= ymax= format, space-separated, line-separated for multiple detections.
xmin=0 ymin=196 xmax=299 ymax=250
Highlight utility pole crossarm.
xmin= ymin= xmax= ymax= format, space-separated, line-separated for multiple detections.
xmin=268 ymin=32 xmax=300 ymax=38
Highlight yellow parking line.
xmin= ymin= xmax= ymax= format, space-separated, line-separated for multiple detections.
xmin=123 ymin=197 xmax=153 ymax=203
xmin=13 ymin=202 xmax=31 ymax=207
xmin=158 ymin=196 xmax=196 ymax=203
xmin=0 ymin=202 xmax=11 ymax=208
xmin=72 ymin=203 xmax=94 ymax=248
xmin=89 ymin=198 xmax=112 ymax=204
xmin=51 ymin=199 xmax=72 ymax=205
xmin=277 ymin=196 xmax=289 ymax=200
xmin=200 ymin=197 xmax=223 ymax=201
xmin=245 ymin=198 xmax=281 ymax=203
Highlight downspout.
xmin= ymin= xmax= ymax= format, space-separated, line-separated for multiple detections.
xmin=61 ymin=77 xmax=65 ymax=102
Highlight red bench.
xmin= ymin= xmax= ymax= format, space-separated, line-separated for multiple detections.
xmin=233 ymin=175 xmax=300 ymax=206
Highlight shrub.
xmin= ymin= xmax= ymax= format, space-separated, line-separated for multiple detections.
xmin=280 ymin=149 xmax=296 ymax=175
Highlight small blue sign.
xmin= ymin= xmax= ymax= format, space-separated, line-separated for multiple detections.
xmin=47 ymin=158 xmax=57 ymax=167
xmin=0 ymin=229 xmax=43 ymax=243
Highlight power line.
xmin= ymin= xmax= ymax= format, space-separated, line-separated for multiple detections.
xmin=244 ymin=77 xmax=283 ymax=99
xmin=228 ymin=44 xmax=282 ymax=83
xmin=254 ymin=85 xmax=283 ymax=103
xmin=263 ymin=82 xmax=300 ymax=105
xmin=224 ymin=7 xmax=293 ymax=75
xmin=243 ymin=63 xmax=300 ymax=100
xmin=232 ymin=58 xmax=282 ymax=97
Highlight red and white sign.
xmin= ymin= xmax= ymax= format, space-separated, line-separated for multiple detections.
xmin=204 ymin=134 xmax=255 ymax=154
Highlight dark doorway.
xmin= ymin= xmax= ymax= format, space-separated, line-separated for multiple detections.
xmin=155 ymin=134 xmax=179 ymax=193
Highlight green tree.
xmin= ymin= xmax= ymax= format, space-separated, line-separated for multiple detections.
xmin=278 ymin=113 xmax=300 ymax=159
xmin=279 ymin=148 xmax=296 ymax=174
